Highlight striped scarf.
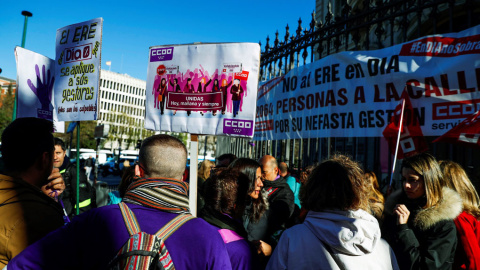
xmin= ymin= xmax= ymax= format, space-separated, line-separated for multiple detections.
xmin=122 ymin=178 xmax=190 ymax=214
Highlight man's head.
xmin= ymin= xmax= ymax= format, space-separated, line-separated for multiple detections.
xmin=135 ymin=134 xmax=187 ymax=180
xmin=233 ymin=79 xmax=240 ymax=86
xmin=259 ymin=155 xmax=278 ymax=181
xmin=1 ymin=118 xmax=54 ymax=187
xmin=216 ymin=153 xmax=237 ymax=168
xmin=53 ymin=138 xmax=67 ymax=168
xmin=278 ymin=162 xmax=288 ymax=177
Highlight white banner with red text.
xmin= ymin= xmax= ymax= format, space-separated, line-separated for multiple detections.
xmin=254 ymin=25 xmax=480 ymax=141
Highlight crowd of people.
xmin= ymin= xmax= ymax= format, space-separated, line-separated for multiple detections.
xmin=0 ymin=117 xmax=479 ymax=269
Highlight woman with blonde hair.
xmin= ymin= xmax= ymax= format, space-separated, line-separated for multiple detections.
xmin=197 ymin=160 xmax=215 ymax=210
xmin=382 ymin=152 xmax=462 ymax=270
xmin=365 ymin=170 xmax=385 ymax=222
xmin=440 ymin=160 xmax=480 ymax=270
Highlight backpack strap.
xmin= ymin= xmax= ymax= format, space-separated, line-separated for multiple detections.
xmin=155 ymin=214 xmax=195 ymax=240
xmin=118 ymin=202 xmax=141 ymax=235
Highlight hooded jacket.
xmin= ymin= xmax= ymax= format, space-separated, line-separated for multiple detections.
xmin=266 ymin=209 xmax=399 ymax=270
xmin=382 ymin=187 xmax=462 ymax=270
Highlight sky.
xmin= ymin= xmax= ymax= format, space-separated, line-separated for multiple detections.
xmin=1 ymin=0 xmax=315 ymax=81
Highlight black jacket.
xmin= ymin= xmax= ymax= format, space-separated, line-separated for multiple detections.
xmin=245 ymin=176 xmax=294 ymax=246
xmin=59 ymin=159 xmax=96 ymax=217
xmin=382 ymin=187 xmax=462 ymax=270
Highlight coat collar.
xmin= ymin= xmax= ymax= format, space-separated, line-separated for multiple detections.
xmin=385 ymin=187 xmax=462 ymax=230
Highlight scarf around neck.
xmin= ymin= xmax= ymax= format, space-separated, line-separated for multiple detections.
xmin=122 ymin=178 xmax=190 ymax=214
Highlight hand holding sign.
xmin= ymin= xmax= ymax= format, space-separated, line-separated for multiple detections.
xmin=27 ymin=64 xmax=55 ymax=110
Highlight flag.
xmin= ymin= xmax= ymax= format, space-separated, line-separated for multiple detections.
xmin=382 ymin=90 xmax=428 ymax=159
xmin=433 ymin=110 xmax=480 ymax=148
xmin=66 ymin=122 xmax=77 ymax=133
xmin=106 ymin=61 xmax=111 ymax=66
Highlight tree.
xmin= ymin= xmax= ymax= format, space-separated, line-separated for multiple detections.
xmin=54 ymin=121 xmax=97 ymax=150
xmin=0 ymin=84 xmax=15 ymax=135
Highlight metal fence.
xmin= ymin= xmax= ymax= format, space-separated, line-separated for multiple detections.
xmin=218 ymin=0 xmax=480 ymax=180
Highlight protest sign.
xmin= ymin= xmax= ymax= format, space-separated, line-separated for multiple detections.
xmin=54 ymin=18 xmax=103 ymax=121
xmin=254 ymin=25 xmax=480 ymax=141
xmin=145 ymin=43 xmax=260 ymax=137
xmin=15 ymin=47 xmax=64 ymax=132
xmin=433 ymin=110 xmax=480 ymax=148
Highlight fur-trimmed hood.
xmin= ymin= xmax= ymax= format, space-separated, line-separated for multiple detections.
xmin=385 ymin=187 xmax=462 ymax=231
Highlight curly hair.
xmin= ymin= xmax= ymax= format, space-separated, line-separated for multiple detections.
xmin=301 ymin=154 xmax=369 ymax=212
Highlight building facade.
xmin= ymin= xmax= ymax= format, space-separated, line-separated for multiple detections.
xmin=0 ymin=77 xmax=16 ymax=107
xmin=98 ymin=70 xmax=154 ymax=150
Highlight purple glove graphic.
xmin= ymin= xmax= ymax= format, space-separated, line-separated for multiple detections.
xmin=27 ymin=64 xmax=55 ymax=111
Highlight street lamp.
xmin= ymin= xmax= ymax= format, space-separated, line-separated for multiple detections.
xmin=21 ymin=11 xmax=33 ymax=48
xmin=13 ymin=10 xmax=33 ymax=120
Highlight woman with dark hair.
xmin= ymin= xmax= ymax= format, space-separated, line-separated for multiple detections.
xmin=228 ymin=158 xmax=271 ymax=258
xmin=383 ymin=152 xmax=462 ymax=270
xmin=267 ymin=155 xmax=399 ymax=270
xmin=211 ymin=79 xmax=220 ymax=116
xmin=156 ymin=78 xmax=167 ymax=115
xmin=229 ymin=159 xmax=268 ymax=229
xmin=440 ymin=160 xmax=480 ymax=270
xmin=199 ymin=168 xmax=257 ymax=269
xmin=169 ymin=78 xmax=181 ymax=115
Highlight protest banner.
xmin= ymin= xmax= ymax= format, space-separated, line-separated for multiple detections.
xmin=254 ymin=25 xmax=480 ymax=141
xmin=54 ymin=18 xmax=103 ymax=121
xmin=145 ymin=43 xmax=261 ymax=137
xmin=14 ymin=47 xmax=64 ymax=132
xmin=433 ymin=110 xmax=480 ymax=148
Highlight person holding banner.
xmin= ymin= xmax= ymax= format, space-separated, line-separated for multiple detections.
xmin=231 ymin=79 xmax=243 ymax=117
xmin=170 ymin=78 xmax=182 ymax=115
xmin=211 ymin=79 xmax=221 ymax=116
xmin=382 ymin=153 xmax=461 ymax=270
xmin=184 ymin=78 xmax=195 ymax=116
xmin=170 ymin=78 xmax=182 ymax=92
xmin=440 ymin=160 xmax=480 ymax=270
xmin=221 ymin=77 xmax=233 ymax=115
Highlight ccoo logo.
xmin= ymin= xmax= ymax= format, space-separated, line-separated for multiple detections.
xmin=223 ymin=119 xmax=254 ymax=136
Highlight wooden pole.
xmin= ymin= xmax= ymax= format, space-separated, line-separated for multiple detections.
xmin=189 ymin=134 xmax=199 ymax=216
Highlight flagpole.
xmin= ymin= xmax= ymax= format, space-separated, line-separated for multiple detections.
xmin=389 ymin=98 xmax=406 ymax=188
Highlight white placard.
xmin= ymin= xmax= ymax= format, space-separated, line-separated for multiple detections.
xmin=54 ymin=18 xmax=103 ymax=121
xmin=145 ymin=43 xmax=260 ymax=138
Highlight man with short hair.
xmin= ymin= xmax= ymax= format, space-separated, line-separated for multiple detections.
xmin=54 ymin=138 xmax=96 ymax=217
xmin=278 ymin=162 xmax=301 ymax=208
xmin=5 ymin=134 xmax=232 ymax=269
xmin=246 ymin=155 xmax=294 ymax=247
xmin=0 ymin=118 xmax=65 ymax=268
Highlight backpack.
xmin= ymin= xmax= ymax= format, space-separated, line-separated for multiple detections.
xmin=109 ymin=202 xmax=194 ymax=270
